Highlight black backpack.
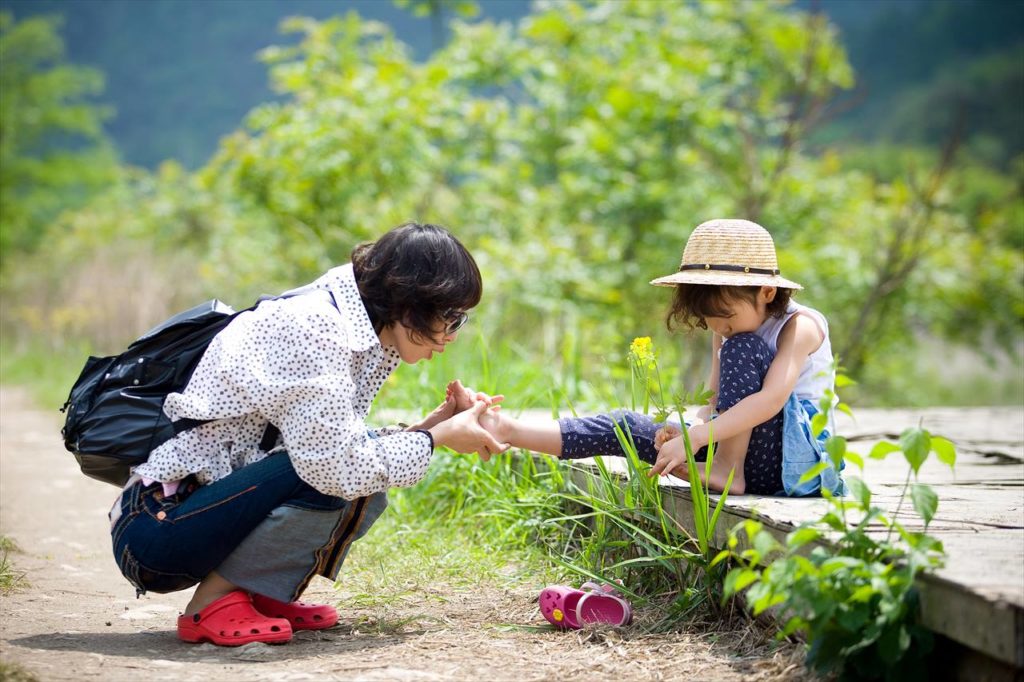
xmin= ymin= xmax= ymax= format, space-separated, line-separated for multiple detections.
xmin=60 ymin=291 xmax=313 ymax=486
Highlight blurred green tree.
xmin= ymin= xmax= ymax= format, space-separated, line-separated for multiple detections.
xmin=0 ymin=12 xmax=117 ymax=269
xmin=393 ymin=0 xmax=479 ymax=50
xmin=8 ymin=0 xmax=1021 ymax=405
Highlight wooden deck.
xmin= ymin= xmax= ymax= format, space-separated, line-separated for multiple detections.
xmin=562 ymin=407 xmax=1024 ymax=670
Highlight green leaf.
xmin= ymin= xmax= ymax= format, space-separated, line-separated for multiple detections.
xmin=911 ymin=483 xmax=938 ymax=526
xmin=837 ymin=603 xmax=869 ymax=631
xmin=821 ymin=512 xmax=846 ymax=531
xmin=787 ymin=526 xmax=821 ymax=549
xmin=753 ymin=530 xmax=780 ymax=558
xmin=825 ymin=436 xmax=847 ymax=469
xmin=811 ymin=412 xmax=828 ymax=437
xmin=779 ymin=616 xmax=805 ymax=638
xmin=900 ymin=427 xmax=931 ymax=475
xmin=877 ymin=624 xmax=912 ymax=663
xmin=850 ymin=584 xmax=876 ymax=602
xmin=869 ymin=441 xmax=901 ymax=460
xmin=931 ymin=436 xmax=957 ymax=470
xmin=724 ymin=567 xmax=760 ymax=596
xmin=846 ymin=476 xmax=871 ymax=508
xmin=844 ymin=450 xmax=864 ymax=469
xmin=710 ymin=549 xmax=730 ymax=567
xmin=797 ymin=461 xmax=829 ymax=486
xmin=732 ymin=568 xmax=760 ymax=593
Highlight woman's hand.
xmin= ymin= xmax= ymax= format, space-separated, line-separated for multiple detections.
xmin=428 ymin=401 xmax=510 ymax=459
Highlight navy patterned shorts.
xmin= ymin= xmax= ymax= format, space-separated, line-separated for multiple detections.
xmin=559 ymin=332 xmax=784 ymax=495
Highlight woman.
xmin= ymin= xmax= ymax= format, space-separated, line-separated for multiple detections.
xmin=108 ymin=222 xmax=508 ymax=646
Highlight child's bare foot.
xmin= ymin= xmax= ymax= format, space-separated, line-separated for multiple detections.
xmin=654 ymin=425 xmax=682 ymax=452
xmin=668 ymin=463 xmax=745 ymax=495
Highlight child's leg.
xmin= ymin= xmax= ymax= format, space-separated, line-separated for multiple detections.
xmin=486 ymin=409 xmax=662 ymax=462
xmin=708 ymin=332 xmax=784 ymax=495
xmin=559 ymin=411 xmax=662 ymax=462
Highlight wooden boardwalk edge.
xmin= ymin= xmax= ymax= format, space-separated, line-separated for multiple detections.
xmin=567 ymin=464 xmax=1024 ymax=669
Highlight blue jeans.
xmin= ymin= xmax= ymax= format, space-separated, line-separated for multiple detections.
xmin=110 ymin=452 xmax=387 ymax=602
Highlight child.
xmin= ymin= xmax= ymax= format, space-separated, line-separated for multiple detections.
xmin=480 ymin=218 xmax=844 ymax=497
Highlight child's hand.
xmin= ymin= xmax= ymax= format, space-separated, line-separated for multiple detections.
xmin=648 ymin=436 xmax=687 ymax=478
xmin=695 ymin=404 xmax=715 ymax=424
xmin=653 ymin=425 xmax=681 ymax=452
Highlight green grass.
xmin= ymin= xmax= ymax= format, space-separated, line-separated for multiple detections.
xmin=0 ymin=536 xmax=28 ymax=594
xmin=0 ymin=342 xmax=89 ymax=411
xmin=0 ymin=661 xmax=39 ymax=682
xmin=336 ymin=487 xmax=565 ymax=638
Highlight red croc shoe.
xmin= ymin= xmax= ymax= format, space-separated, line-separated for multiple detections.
xmin=177 ymin=590 xmax=292 ymax=646
xmin=251 ymin=592 xmax=339 ymax=631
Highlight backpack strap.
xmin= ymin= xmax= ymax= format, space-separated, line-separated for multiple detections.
xmin=173 ymin=287 xmax=340 ymax=450
xmin=259 ymin=424 xmax=281 ymax=453
xmin=172 ymin=417 xmax=209 ymax=435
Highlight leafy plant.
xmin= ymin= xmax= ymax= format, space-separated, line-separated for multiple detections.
xmin=533 ymin=337 xmax=733 ymax=626
xmin=716 ymin=369 xmax=956 ymax=680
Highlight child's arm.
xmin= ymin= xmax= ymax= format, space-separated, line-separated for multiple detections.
xmin=685 ymin=314 xmax=823 ymax=451
xmin=696 ymin=334 xmax=723 ymax=421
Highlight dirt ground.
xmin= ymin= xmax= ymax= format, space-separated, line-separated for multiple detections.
xmin=0 ymin=387 xmax=807 ymax=682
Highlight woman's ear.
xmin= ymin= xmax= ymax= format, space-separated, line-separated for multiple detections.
xmin=762 ymin=286 xmax=777 ymax=303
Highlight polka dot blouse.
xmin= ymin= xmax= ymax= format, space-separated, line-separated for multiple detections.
xmin=134 ymin=264 xmax=433 ymax=500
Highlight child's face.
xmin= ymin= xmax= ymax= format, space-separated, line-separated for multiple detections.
xmin=703 ymin=287 xmax=776 ymax=338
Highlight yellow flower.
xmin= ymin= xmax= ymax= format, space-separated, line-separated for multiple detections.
xmin=629 ymin=336 xmax=656 ymax=369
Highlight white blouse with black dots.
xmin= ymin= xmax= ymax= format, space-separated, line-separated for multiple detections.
xmin=133 ymin=264 xmax=433 ymax=500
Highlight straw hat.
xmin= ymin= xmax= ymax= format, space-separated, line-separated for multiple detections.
xmin=650 ymin=218 xmax=803 ymax=290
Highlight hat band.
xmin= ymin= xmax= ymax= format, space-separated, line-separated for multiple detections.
xmin=680 ymin=263 xmax=780 ymax=276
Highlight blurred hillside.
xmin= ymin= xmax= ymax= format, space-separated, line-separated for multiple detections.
xmin=2 ymin=0 xmax=1021 ymax=169
xmin=1 ymin=0 xmax=1021 ymax=408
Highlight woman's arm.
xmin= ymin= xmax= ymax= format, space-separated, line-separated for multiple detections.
xmin=686 ymin=315 xmax=822 ymax=450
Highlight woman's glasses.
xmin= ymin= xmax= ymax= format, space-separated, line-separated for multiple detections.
xmin=442 ymin=310 xmax=469 ymax=336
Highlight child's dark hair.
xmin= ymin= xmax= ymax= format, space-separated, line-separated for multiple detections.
xmin=666 ymin=284 xmax=792 ymax=331
xmin=352 ymin=222 xmax=482 ymax=341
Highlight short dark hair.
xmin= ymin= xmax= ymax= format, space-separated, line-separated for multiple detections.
xmin=666 ymin=284 xmax=792 ymax=332
xmin=351 ymin=222 xmax=482 ymax=341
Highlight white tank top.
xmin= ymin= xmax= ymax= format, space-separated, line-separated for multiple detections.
xmin=754 ymin=301 xmax=834 ymax=402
